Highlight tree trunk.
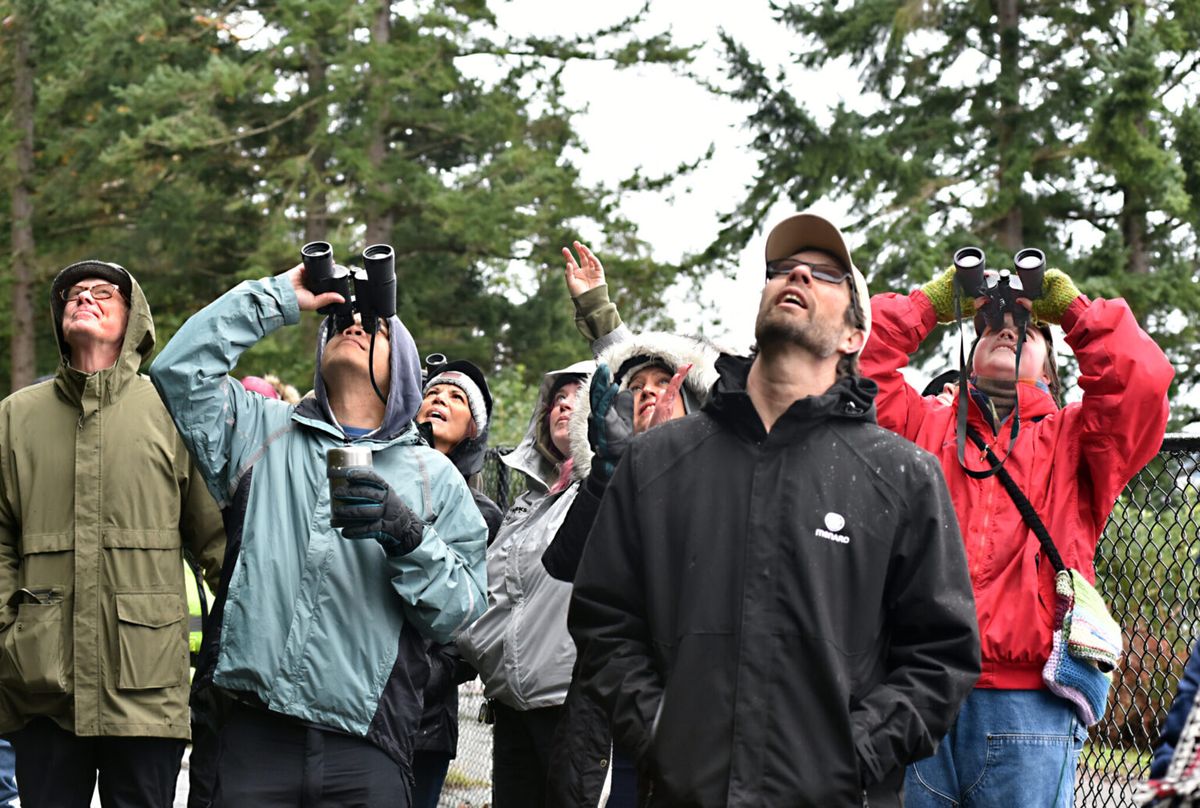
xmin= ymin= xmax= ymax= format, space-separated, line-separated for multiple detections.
xmin=1120 ymin=2 xmax=1151 ymax=275
xmin=304 ymin=44 xmax=329 ymax=245
xmin=364 ymin=0 xmax=393 ymax=247
xmin=9 ymin=10 xmax=37 ymax=392
xmin=993 ymin=0 xmax=1023 ymax=251
xmin=301 ymin=43 xmax=330 ymax=353
xmin=1122 ymin=201 xmax=1150 ymax=274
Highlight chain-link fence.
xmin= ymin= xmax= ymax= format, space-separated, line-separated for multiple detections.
xmin=447 ymin=437 xmax=1200 ymax=808
xmin=1079 ymin=433 xmax=1200 ymax=807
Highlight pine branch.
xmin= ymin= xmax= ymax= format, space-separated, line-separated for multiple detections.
xmin=145 ymin=96 xmax=323 ymax=151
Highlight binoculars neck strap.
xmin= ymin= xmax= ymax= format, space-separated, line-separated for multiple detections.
xmin=368 ymin=329 xmax=387 ymax=406
xmin=952 ymin=285 xmax=1024 ymax=480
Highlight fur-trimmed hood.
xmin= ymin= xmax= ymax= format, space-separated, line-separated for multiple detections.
xmin=568 ymin=332 xmax=723 ymax=479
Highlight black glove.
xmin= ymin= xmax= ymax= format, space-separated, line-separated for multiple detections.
xmin=330 ymin=467 xmax=424 ymax=557
xmin=587 ymin=363 xmax=634 ymax=484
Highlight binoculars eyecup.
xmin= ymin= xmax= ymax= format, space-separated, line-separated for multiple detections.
xmin=1014 ymin=248 xmax=1045 ymax=300
xmin=301 ymin=241 xmax=334 ymax=281
xmin=953 ymin=246 xmax=987 ymax=299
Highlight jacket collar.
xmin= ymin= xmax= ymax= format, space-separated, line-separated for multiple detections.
xmin=705 ymin=353 xmax=877 ymax=443
xmin=293 ymin=394 xmax=423 ymax=447
xmin=966 ymin=378 xmax=1058 ymax=433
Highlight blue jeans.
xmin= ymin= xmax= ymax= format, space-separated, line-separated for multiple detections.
xmin=0 ymin=739 xmax=14 ymax=808
xmin=905 ymin=689 xmax=1087 ymax=808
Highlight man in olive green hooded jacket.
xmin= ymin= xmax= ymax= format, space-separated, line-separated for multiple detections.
xmin=0 ymin=261 xmax=225 ymax=808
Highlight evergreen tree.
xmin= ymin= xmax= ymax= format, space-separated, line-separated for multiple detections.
xmin=0 ymin=0 xmax=696 ymax=402
xmin=0 ymin=0 xmax=262 ymax=386
xmin=114 ymin=0 xmax=696 ymax=388
xmin=713 ymin=0 xmax=1198 ymax=420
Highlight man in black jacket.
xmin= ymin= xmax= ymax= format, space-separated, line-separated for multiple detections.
xmin=568 ymin=212 xmax=981 ymax=807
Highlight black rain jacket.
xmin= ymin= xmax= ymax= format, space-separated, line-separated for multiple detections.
xmin=568 ymin=354 xmax=981 ymax=807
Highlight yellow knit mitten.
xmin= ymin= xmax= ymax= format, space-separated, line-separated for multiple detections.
xmin=920 ymin=266 xmax=976 ymax=324
xmin=1029 ymin=269 xmax=1081 ymax=325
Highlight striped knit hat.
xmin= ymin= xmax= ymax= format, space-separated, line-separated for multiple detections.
xmin=424 ymin=367 xmax=489 ymax=433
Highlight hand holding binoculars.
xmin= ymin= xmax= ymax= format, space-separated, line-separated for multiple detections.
xmin=300 ymin=241 xmax=397 ymax=333
xmin=952 ymin=246 xmax=1045 ymax=330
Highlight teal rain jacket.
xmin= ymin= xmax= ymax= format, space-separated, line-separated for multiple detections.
xmin=149 ymin=275 xmax=486 ymax=764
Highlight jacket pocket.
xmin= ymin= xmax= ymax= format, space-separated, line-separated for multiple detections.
xmin=0 ymin=589 xmax=69 ymax=694
xmin=115 ymin=592 xmax=186 ymax=690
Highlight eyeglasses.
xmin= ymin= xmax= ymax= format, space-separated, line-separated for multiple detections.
xmin=62 ymin=283 xmax=123 ymax=303
xmin=765 ymin=258 xmax=851 ymax=285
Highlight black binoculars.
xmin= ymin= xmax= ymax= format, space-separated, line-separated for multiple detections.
xmin=952 ymin=246 xmax=1045 ymax=331
xmin=300 ymin=242 xmax=397 ymax=334
xmin=421 ymin=353 xmax=448 ymax=385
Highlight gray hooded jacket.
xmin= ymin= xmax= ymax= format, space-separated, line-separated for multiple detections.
xmin=456 ymin=360 xmax=593 ymax=710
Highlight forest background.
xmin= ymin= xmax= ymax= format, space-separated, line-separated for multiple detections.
xmin=3 ymin=0 xmax=1198 ymax=444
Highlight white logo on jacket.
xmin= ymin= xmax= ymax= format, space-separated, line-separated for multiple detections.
xmin=815 ymin=512 xmax=850 ymax=545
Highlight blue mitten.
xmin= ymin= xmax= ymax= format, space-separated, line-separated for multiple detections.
xmin=331 ymin=467 xmax=424 ymax=557
xmin=587 ymin=363 xmax=634 ymax=484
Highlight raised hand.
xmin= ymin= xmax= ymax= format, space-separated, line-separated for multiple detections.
xmin=921 ymin=265 xmax=977 ymax=324
xmin=563 ymin=241 xmax=606 ymax=297
xmin=649 ymin=363 xmax=692 ymax=428
xmin=281 ymin=263 xmax=346 ymax=313
xmin=1029 ymin=268 xmax=1082 ymax=325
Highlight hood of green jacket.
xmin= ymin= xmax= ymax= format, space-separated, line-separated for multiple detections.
xmin=50 ymin=262 xmax=155 ymax=408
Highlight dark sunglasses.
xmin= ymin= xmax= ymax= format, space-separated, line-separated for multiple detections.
xmin=62 ymin=283 xmax=123 ymax=303
xmin=765 ymin=258 xmax=851 ymax=284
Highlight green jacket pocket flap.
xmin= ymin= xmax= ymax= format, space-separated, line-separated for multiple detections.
xmin=103 ymin=530 xmax=179 ymax=550
xmin=20 ymin=533 xmax=73 ymax=554
xmin=115 ymin=593 xmax=184 ymax=629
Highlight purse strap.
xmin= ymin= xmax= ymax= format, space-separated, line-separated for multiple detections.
xmin=963 ymin=425 xmax=1066 ymax=574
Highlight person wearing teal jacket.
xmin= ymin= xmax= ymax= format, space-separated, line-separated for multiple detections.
xmin=149 ymin=264 xmax=487 ymax=807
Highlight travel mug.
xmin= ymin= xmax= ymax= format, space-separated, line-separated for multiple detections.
xmin=327 ymin=445 xmax=373 ymax=528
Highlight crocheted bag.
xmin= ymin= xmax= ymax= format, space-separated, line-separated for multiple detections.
xmin=1042 ymin=569 xmax=1122 ymax=725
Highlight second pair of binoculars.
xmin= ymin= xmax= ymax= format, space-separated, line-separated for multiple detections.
xmin=300 ymin=241 xmax=397 ymax=333
xmin=952 ymin=246 xmax=1046 ymax=330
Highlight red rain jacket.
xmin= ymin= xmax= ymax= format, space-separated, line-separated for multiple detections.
xmin=861 ymin=291 xmax=1173 ymax=689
